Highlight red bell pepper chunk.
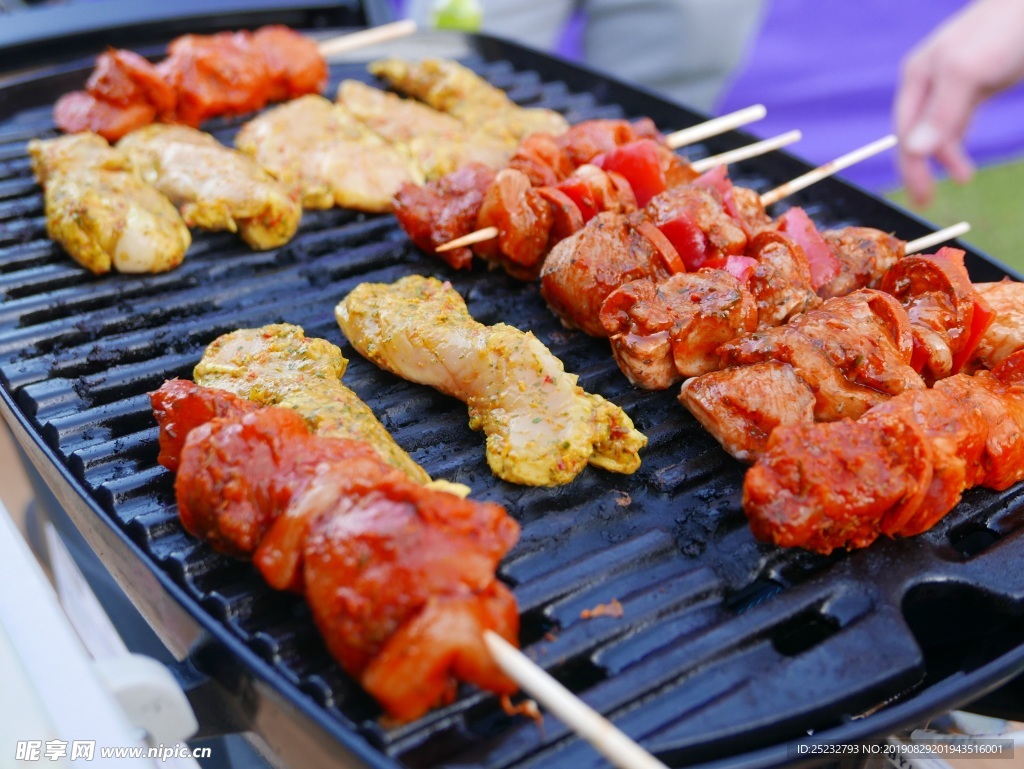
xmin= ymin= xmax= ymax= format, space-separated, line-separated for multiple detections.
xmin=949 ymin=299 xmax=993 ymax=373
xmin=555 ymin=177 xmax=600 ymax=222
xmin=594 ymin=139 xmax=666 ymax=207
xmin=692 ymin=164 xmax=733 ymax=197
xmin=722 ymin=255 xmax=758 ymax=284
xmin=778 ymin=207 xmax=841 ymax=290
xmin=656 ymin=213 xmax=709 ymax=271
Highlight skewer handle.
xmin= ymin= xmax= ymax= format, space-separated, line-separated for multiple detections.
xmin=317 ymin=19 xmax=418 ymax=57
xmin=665 ymin=104 xmax=767 ymax=149
xmin=690 ymin=130 xmax=802 ymax=174
xmin=436 ymin=226 xmax=499 ymax=252
xmin=484 ymin=631 xmax=669 ymax=769
xmin=759 ymin=134 xmax=898 ymax=207
xmin=905 ymin=222 xmax=971 ymax=255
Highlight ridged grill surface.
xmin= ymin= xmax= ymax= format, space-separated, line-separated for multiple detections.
xmin=2 ymin=34 xmax=1024 ymax=769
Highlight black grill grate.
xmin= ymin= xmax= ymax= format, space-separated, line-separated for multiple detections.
xmin=2 ymin=32 xmax=1024 ymax=769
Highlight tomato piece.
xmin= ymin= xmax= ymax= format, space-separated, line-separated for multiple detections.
xmin=778 ymin=207 xmax=841 ymax=290
xmin=555 ymin=177 xmax=600 ymax=222
xmin=950 ymin=286 xmax=995 ymax=374
xmin=594 ymin=139 xmax=666 ymax=207
xmin=692 ymin=164 xmax=733 ymax=196
xmin=656 ymin=213 xmax=711 ymax=271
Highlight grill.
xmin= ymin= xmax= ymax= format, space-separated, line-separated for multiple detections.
xmin=2 ymin=21 xmax=1024 ymax=769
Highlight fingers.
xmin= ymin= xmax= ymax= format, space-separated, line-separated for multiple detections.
xmin=899 ymin=150 xmax=936 ymax=208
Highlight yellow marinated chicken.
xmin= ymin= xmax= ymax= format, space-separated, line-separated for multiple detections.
xmin=336 ymin=275 xmax=646 ymax=487
xmin=118 ymin=124 xmax=301 ymax=250
xmin=28 ymin=133 xmax=190 ymax=274
xmin=193 ymin=324 xmax=431 ymax=485
xmin=235 ymin=94 xmax=422 ymax=212
xmin=368 ymin=57 xmax=568 ymax=144
xmin=335 ymin=79 xmax=512 ymax=179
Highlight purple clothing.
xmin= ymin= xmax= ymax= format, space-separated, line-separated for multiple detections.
xmin=718 ymin=0 xmax=1024 ymax=191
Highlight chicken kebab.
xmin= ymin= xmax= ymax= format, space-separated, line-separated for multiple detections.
xmin=151 ymin=379 xmax=519 ymax=722
xmin=680 ymin=247 xmax=995 ymax=462
xmin=55 ymin=26 xmax=327 ymax=141
xmin=27 ymin=133 xmax=191 ymax=274
xmin=336 ymin=275 xmax=647 ymax=487
xmin=744 ymin=349 xmax=1024 ymax=554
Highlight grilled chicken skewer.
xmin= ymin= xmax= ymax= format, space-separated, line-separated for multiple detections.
xmin=193 ymin=323 xmax=433 ymax=485
xmin=28 ymin=133 xmax=191 ymax=274
xmin=151 ymin=379 xmax=519 ymax=722
xmin=117 ymin=124 xmax=301 ymax=249
xmin=336 ymin=275 xmax=647 ymax=487
xmin=236 ymin=94 xmax=423 ymax=212
xmin=54 ymin=22 xmax=417 ymax=142
xmin=744 ymin=349 xmax=1024 ymax=554
xmin=679 ymin=248 xmax=992 ymax=462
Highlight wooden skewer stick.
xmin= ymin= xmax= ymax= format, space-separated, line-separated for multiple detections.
xmin=317 ymin=19 xmax=418 ymax=57
xmin=905 ymin=222 xmax=971 ymax=255
xmin=436 ymin=132 xmax=798 ymax=253
xmin=664 ymin=104 xmax=767 ymax=149
xmin=690 ymin=129 xmax=802 ymax=174
xmin=759 ymin=134 xmax=898 ymax=207
xmin=484 ymin=632 xmax=669 ymax=769
xmin=437 ymin=226 xmax=500 ymax=253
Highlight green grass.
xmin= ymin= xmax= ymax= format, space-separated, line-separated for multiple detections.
xmin=886 ymin=156 xmax=1024 ymax=274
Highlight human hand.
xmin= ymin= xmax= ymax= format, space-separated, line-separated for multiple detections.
xmin=895 ymin=0 xmax=1024 ymax=206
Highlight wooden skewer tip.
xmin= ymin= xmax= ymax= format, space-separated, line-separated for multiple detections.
xmin=690 ymin=129 xmax=802 ymax=174
xmin=665 ymin=104 xmax=767 ymax=149
xmin=484 ymin=631 xmax=669 ymax=769
xmin=436 ymin=226 xmax=500 ymax=252
xmin=317 ymin=19 xmax=418 ymax=57
xmin=904 ymin=221 xmax=971 ymax=255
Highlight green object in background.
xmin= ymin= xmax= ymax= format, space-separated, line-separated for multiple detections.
xmin=886 ymin=156 xmax=1024 ymax=276
xmin=431 ymin=0 xmax=482 ymax=31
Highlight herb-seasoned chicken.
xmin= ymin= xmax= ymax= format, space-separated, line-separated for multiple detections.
xmin=118 ymin=124 xmax=300 ymax=249
xmin=336 ymin=275 xmax=646 ymax=486
xmin=369 ymin=57 xmax=568 ymax=143
xmin=193 ymin=323 xmax=430 ymax=484
xmin=335 ymin=80 xmax=511 ymax=179
xmin=235 ymin=94 xmax=422 ymax=212
xmin=970 ymin=281 xmax=1024 ymax=371
xmin=28 ymin=133 xmax=190 ymax=274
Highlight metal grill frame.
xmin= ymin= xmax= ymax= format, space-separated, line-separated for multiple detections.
xmin=1 ymin=28 xmax=1024 ymax=769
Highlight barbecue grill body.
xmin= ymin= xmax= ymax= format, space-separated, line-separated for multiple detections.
xmin=1 ymin=21 xmax=1023 ymax=769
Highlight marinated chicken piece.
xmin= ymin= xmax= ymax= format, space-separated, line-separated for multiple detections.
xmin=393 ymin=163 xmax=496 ymax=270
xmin=473 ymin=168 xmax=555 ymax=279
xmin=971 ymin=281 xmax=1024 ymax=370
xmin=681 ymin=290 xmax=924 ymax=462
xmin=236 ymin=95 xmax=422 ymax=212
xmin=337 ymin=275 xmax=647 ymax=486
xmin=157 ymin=31 xmax=271 ymax=127
xmin=118 ymin=124 xmax=301 ymax=249
xmin=744 ymin=350 xmax=1024 ymax=553
xmin=681 ymin=362 xmax=817 ymax=462
xmin=369 ymin=57 xmax=568 ymax=142
xmin=305 ymin=478 xmax=519 ymax=721
xmin=541 ymin=212 xmax=672 ymax=337
xmin=601 ymin=270 xmax=759 ymax=389
xmin=746 ymin=231 xmax=821 ymax=326
xmin=818 ymin=227 xmax=905 ymax=299
xmin=336 ymin=79 xmax=511 ymax=179
xmin=28 ymin=133 xmax=190 ymax=274
xmin=150 ymin=378 xmax=257 ymax=472
xmin=54 ymin=49 xmax=176 ymax=141
xmin=193 ymin=323 xmax=431 ymax=484
xmin=726 ymin=185 xmax=773 ymax=235
xmin=158 ymin=385 xmax=521 ymax=721
xmin=554 ymin=118 xmax=663 ymax=168
xmin=508 ymin=133 xmax=575 ymax=187
xmin=251 ymin=25 xmax=328 ymax=103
